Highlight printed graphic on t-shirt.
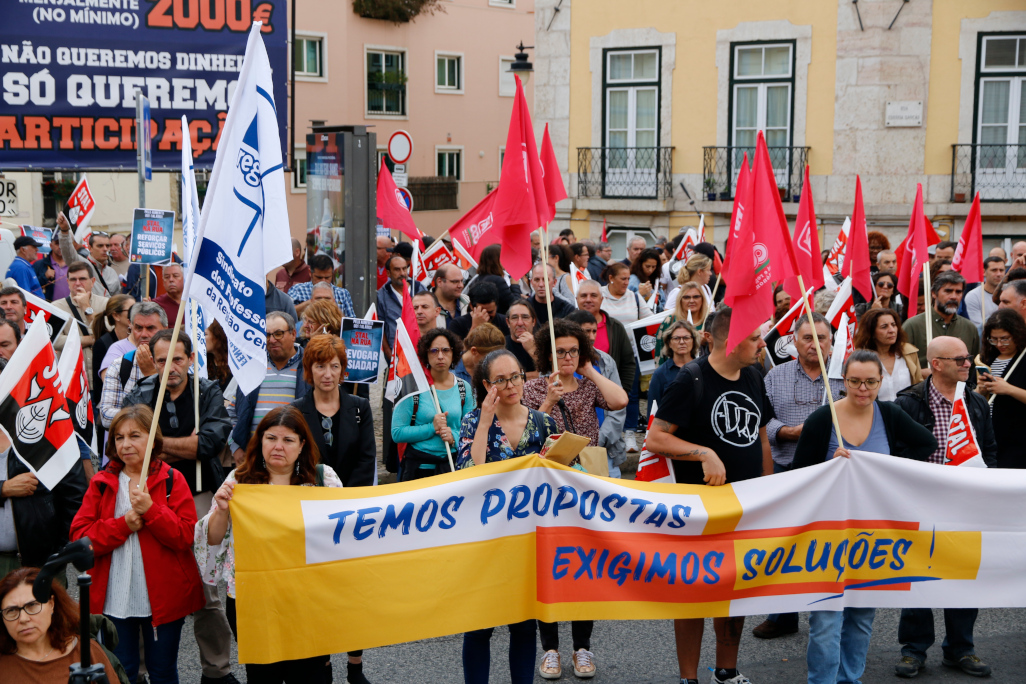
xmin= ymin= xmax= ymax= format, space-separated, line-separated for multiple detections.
xmin=711 ymin=391 xmax=761 ymax=447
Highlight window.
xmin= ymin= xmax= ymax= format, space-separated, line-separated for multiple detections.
xmin=603 ymin=48 xmax=660 ymax=197
xmin=377 ymin=149 xmax=395 ymax=174
xmin=606 ymin=229 xmax=656 ymax=260
xmin=436 ymin=53 xmax=463 ymax=93
xmin=499 ymin=146 xmax=505 ymax=177
xmin=292 ymin=149 xmax=307 ymax=192
xmin=499 ymin=57 xmax=516 ymax=97
xmin=367 ymin=49 xmax=406 ymax=116
xmin=974 ymin=35 xmax=1026 ymax=198
xmin=437 ymin=148 xmax=462 ymax=180
xmin=294 ymin=34 xmax=326 ymax=80
xmin=729 ymin=42 xmax=795 ymax=188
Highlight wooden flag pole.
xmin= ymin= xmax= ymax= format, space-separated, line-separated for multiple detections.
xmin=982 ymin=283 xmax=987 ymax=330
xmin=711 ymin=271 xmax=723 ymax=304
xmin=923 ymin=262 xmax=933 ymax=348
xmin=191 ymin=299 xmax=202 ymax=492
xmin=137 ymin=289 xmax=189 ymax=493
xmin=144 ymin=266 xmax=150 ymax=301
xmin=796 ymin=274 xmax=843 ymax=447
xmin=429 ymin=386 xmax=456 ymax=472
xmin=989 ymin=349 xmax=1025 ymax=406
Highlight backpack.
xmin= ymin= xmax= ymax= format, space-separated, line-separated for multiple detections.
xmin=679 ymin=359 xmax=705 ymax=409
xmin=118 ymin=350 xmax=137 ymax=389
xmin=408 ymin=378 xmax=468 ymax=426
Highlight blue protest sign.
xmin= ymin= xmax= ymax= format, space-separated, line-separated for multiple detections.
xmin=129 ymin=208 xmax=174 ymax=264
xmin=341 ymin=318 xmax=384 ymax=385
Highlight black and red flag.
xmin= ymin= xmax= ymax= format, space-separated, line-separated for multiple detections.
xmin=56 ymin=323 xmax=97 ymax=455
xmin=0 ymin=318 xmax=80 ymax=489
xmin=18 ymin=286 xmax=74 ymax=345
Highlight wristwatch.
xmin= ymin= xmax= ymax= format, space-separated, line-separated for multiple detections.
xmin=84 ymin=307 xmax=94 ymax=315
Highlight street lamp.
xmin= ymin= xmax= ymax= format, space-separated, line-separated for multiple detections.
xmin=508 ymin=42 xmax=533 ymax=86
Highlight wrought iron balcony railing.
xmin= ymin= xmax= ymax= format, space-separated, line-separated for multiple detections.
xmin=950 ymin=144 xmax=1026 ymax=202
xmin=576 ymin=147 xmax=674 ymax=200
xmin=702 ymin=146 xmax=810 ymax=202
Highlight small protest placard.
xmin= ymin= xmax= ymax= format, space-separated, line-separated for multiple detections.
xmin=340 ymin=317 xmax=385 ymax=384
xmin=129 ymin=208 xmax=175 ymax=265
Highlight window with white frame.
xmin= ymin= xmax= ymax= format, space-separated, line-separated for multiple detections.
xmin=437 ymin=149 xmax=462 ymax=180
xmin=977 ymin=35 xmax=1026 ymax=168
xmin=730 ymin=42 xmax=794 ymax=152
xmin=367 ymin=49 xmax=406 ymax=116
xmin=603 ymin=48 xmax=660 ymax=196
xmin=294 ymin=35 xmax=324 ymax=78
xmin=292 ymin=149 xmax=307 ymax=191
xmin=499 ymin=57 xmax=516 ymax=97
xmin=436 ymin=54 xmax=463 ymax=92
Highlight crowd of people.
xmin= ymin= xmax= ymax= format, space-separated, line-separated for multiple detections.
xmin=2 ymin=215 xmax=1026 ymax=684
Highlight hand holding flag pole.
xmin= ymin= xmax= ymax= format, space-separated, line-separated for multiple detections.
xmin=428 ymin=386 xmax=456 ymax=472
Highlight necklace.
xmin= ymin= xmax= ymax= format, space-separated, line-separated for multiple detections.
xmin=17 ymin=641 xmax=56 ymax=662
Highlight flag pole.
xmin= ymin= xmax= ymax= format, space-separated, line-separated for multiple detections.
xmin=429 ymin=386 xmax=456 ymax=472
xmin=989 ymin=349 xmax=1025 ymax=405
xmin=796 ymin=274 xmax=843 ymax=447
xmin=539 ymin=228 xmax=559 ymax=366
xmin=711 ymin=271 xmax=723 ymax=304
xmin=923 ymin=262 xmax=933 ymax=347
xmin=191 ymin=299 xmax=202 ymax=492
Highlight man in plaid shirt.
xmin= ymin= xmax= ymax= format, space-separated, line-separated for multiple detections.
xmin=893 ymin=336 xmax=996 ymax=679
xmin=288 ymin=254 xmax=355 ymax=318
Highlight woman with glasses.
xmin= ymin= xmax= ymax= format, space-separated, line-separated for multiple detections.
xmin=71 ymin=404 xmax=205 ymax=684
xmin=91 ymin=294 xmax=136 ymax=396
xmin=457 ymin=349 xmax=556 ymax=684
xmin=653 ymin=281 xmax=710 ymax=364
xmin=792 ymin=350 xmax=936 ymax=684
xmin=522 ymin=319 xmax=629 ymax=448
xmin=852 ymin=308 xmax=923 ymax=402
xmin=197 ymin=405 xmax=341 ymax=683
xmin=0 ymin=567 xmax=118 ymax=682
xmin=647 ymin=321 xmax=698 ymax=421
xmin=978 ymin=309 xmax=1026 ymax=468
xmin=505 ymin=299 xmax=540 ymax=380
xmin=392 ymin=328 xmax=475 ymax=481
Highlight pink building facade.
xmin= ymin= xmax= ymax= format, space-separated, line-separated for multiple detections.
xmin=285 ymin=0 xmax=536 ymax=241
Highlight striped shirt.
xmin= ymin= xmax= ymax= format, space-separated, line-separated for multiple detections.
xmin=249 ymin=349 xmax=303 ymax=435
xmin=103 ymin=471 xmax=151 ymax=619
xmin=286 ymin=282 xmax=355 ymax=317
xmin=99 ymin=354 xmax=144 ymax=428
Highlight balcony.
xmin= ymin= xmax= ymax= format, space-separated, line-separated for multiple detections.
xmin=576 ymin=147 xmax=674 ymax=200
xmin=950 ymin=144 xmax=1026 ymax=202
xmin=702 ymin=146 xmax=810 ymax=202
xmin=408 ymin=176 xmax=459 ymax=211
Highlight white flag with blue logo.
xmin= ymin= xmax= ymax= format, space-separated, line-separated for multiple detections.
xmin=184 ymin=23 xmax=290 ymax=394
xmin=181 ymin=115 xmax=208 ymax=380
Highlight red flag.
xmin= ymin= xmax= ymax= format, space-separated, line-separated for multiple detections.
xmin=723 ymin=153 xmax=773 ymax=355
xmin=825 ymin=218 xmax=850 ymax=277
xmin=895 ymin=184 xmax=938 ymax=317
xmin=449 ymin=189 xmax=497 ymax=263
xmin=751 ymin=131 xmax=800 ymax=283
xmin=712 ymin=250 xmax=723 ymax=275
xmin=945 ymin=382 xmax=985 ymax=467
xmin=952 ymin=192 xmax=984 ymax=284
xmin=842 ymin=176 xmax=874 ymax=302
xmin=719 ymin=157 xmax=752 ymax=282
xmin=601 ymin=217 xmax=607 ymax=243
xmin=635 ymin=401 xmax=675 ymax=484
xmin=400 ymin=280 xmax=420 ymax=349
xmin=825 ymin=276 xmax=857 ymax=329
xmin=56 ymin=324 xmax=96 ymax=455
xmin=540 ymin=124 xmax=566 ymax=224
xmin=783 ymin=166 xmax=823 ymax=301
xmin=67 ymin=175 xmax=96 ymax=242
xmin=376 ymin=159 xmax=421 ymax=242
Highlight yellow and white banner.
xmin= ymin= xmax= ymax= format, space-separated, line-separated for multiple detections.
xmin=231 ymin=452 xmax=1026 ymax=664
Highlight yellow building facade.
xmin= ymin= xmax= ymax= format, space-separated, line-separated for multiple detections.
xmin=533 ymin=0 xmax=1026 ymax=256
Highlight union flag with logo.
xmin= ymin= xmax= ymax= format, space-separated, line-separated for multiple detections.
xmin=0 ymin=317 xmax=81 ymax=489
xmin=945 ymin=381 xmax=986 ymax=468
xmin=635 ymin=400 xmax=676 ymax=484
xmin=56 ymin=323 xmax=97 ymax=455
xmin=626 ymin=311 xmax=673 ymax=376
xmin=18 ymin=287 xmax=72 ymax=345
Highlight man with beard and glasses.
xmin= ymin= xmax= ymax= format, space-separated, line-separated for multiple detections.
xmin=902 ymin=272 xmax=979 ymax=376
xmin=124 ymin=329 xmax=237 ymax=684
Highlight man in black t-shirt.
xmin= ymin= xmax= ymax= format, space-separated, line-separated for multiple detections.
xmin=647 ymin=306 xmax=773 ymax=684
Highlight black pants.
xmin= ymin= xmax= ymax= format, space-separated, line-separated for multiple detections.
xmin=226 ymin=596 xmax=333 ymax=683
xmin=538 ymin=621 xmax=593 ymax=652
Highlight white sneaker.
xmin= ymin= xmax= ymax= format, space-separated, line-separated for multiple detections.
xmin=539 ymin=650 xmax=561 ymax=679
xmin=710 ymin=670 xmax=752 ymax=684
xmin=625 ymin=431 xmax=639 ymax=452
xmin=572 ymin=649 xmax=596 ymax=678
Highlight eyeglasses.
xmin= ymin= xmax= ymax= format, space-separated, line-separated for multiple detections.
xmin=90 ymin=231 xmax=110 ymax=238
xmin=321 ymin=416 xmax=333 ymax=447
xmin=429 ymin=347 xmax=452 ymax=356
xmin=844 ymin=377 xmax=881 ymax=390
xmin=936 ymin=356 xmax=973 ymax=366
xmin=266 ymin=330 xmax=290 ymax=340
xmin=166 ymin=399 xmax=179 ymax=430
xmin=119 ymin=308 xmax=133 ymax=315
xmin=555 ymin=348 xmax=580 ymax=359
xmin=988 ymin=337 xmax=1013 ymax=346
xmin=670 ymin=335 xmax=692 ymax=344
xmin=486 ymin=372 xmax=525 ymax=389
xmin=876 ymin=282 xmax=894 ymax=290
xmin=681 ymin=295 xmax=704 ymax=302
xmin=508 ymin=314 xmax=534 ymax=322
xmin=2 ymin=601 xmax=43 ymax=622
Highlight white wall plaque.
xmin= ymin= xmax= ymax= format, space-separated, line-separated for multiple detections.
xmin=885 ymin=101 xmax=923 ymax=127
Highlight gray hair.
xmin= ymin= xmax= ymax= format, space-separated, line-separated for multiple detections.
xmin=311 ymin=281 xmax=334 ymax=295
xmin=1001 ymin=280 xmax=1026 ymax=299
xmin=931 ymin=271 xmax=965 ymax=294
xmin=267 ymin=311 xmax=295 ymax=329
xmin=813 ymin=289 xmax=836 ymax=316
xmin=130 ymin=301 xmax=168 ymax=327
xmin=794 ymin=311 xmax=829 ymax=333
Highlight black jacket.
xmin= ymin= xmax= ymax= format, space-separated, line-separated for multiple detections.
xmin=33 ymin=253 xmax=61 ymax=301
xmin=0 ymin=453 xmax=86 ymax=568
xmin=587 ymin=255 xmax=608 ymax=284
xmin=292 ymin=388 xmax=376 ymax=487
xmin=124 ymin=375 xmax=232 ymax=493
xmin=895 ymin=379 xmax=997 ymax=467
xmin=793 ymin=401 xmax=937 ymax=469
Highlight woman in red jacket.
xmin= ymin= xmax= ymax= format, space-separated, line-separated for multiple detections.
xmin=70 ymin=404 xmax=204 ymax=684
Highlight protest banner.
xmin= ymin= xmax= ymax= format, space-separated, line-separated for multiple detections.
xmin=2 ymin=2 xmax=287 ymax=169
xmin=339 ymin=318 xmax=384 ymax=385
xmin=625 ymin=310 xmax=673 ymax=375
xmin=20 ymin=226 xmax=52 ymax=254
xmin=67 ymin=177 xmax=96 ymax=241
xmin=129 ymin=208 xmax=175 ymax=265
xmin=231 ymin=451 xmax=1026 ymax=664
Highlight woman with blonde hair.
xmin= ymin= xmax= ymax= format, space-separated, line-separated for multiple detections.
xmin=653 ymin=281 xmax=710 ymax=363
xmin=91 ymin=294 xmax=136 ymax=397
xmin=665 ymin=253 xmax=713 ymax=312
xmin=454 ymin=322 xmax=506 ymax=384
xmin=300 ymin=298 xmax=342 ymax=340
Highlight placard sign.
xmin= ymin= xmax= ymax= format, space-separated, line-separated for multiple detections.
xmin=885 ymin=101 xmax=923 ymax=127
xmin=129 ymin=208 xmax=175 ymax=264
xmin=340 ymin=317 xmax=384 ymax=384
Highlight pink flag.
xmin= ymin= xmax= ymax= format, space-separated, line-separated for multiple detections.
xmin=842 ymin=176 xmax=874 ymax=302
xmin=895 ymin=184 xmax=938 ymax=316
xmin=719 ymin=158 xmax=752 ymax=283
xmin=449 ymin=190 xmax=497 ymax=265
xmin=952 ymin=193 xmax=983 ymax=284
xmin=751 ymin=131 xmax=800 ymax=283
xmin=783 ymin=166 xmax=823 ymax=301
xmin=540 ymin=124 xmax=567 ymax=225
xmin=376 ymin=160 xmax=421 ymax=242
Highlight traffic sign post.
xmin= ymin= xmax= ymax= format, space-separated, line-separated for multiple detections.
xmin=396 ymin=186 xmax=414 ymax=212
xmin=387 ymin=130 xmax=413 ymax=165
